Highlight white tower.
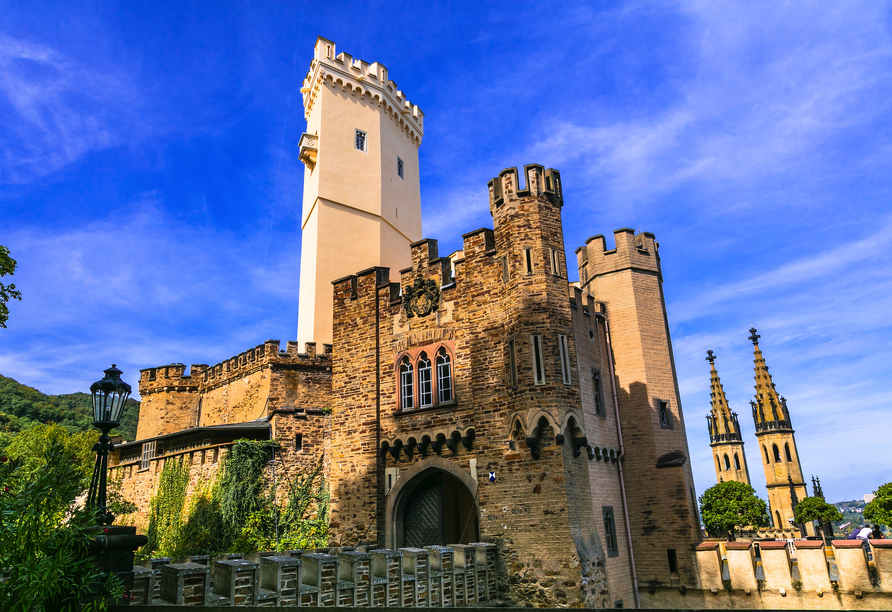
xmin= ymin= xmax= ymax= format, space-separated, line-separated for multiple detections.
xmin=297 ymin=37 xmax=424 ymax=348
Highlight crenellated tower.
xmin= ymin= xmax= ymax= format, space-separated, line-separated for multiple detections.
xmin=748 ymin=327 xmax=813 ymax=535
xmin=296 ymin=36 xmax=424 ymax=349
xmin=705 ymin=349 xmax=750 ymax=485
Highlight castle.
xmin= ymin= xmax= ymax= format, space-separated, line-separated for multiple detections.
xmin=108 ymin=36 xmax=892 ymax=609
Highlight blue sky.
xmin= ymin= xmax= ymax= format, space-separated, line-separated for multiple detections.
xmin=2 ymin=1 xmax=891 ymax=504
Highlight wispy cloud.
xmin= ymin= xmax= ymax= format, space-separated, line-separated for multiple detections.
xmin=0 ymin=32 xmax=141 ymax=184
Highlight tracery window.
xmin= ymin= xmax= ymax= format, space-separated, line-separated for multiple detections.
xmin=436 ymin=348 xmax=452 ymax=404
xmin=395 ymin=343 xmax=456 ymax=412
xmin=418 ymin=353 xmax=433 ymax=408
xmin=400 ymin=357 xmax=414 ymax=411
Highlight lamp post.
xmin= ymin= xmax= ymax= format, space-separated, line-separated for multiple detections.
xmin=87 ymin=364 xmax=131 ymax=525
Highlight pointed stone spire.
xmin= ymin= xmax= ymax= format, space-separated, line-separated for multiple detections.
xmin=705 ymin=349 xmax=742 ymax=442
xmin=750 ymin=327 xmax=791 ymax=432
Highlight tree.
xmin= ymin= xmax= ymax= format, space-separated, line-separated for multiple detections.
xmin=794 ymin=496 xmax=843 ymax=525
xmin=699 ymin=481 xmax=770 ymax=541
xmin=0 ymin=246 xmax=23 ymax=329
xmin=864 ymin=483 xmax=892 ymax=527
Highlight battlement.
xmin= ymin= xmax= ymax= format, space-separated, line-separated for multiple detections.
xmin=302 ymin=37 xmax=424 ymax=144
xmin=487 ymin=164 xmax=563 ymax=221
xmin=575 ymin=228 xmax=660 ymax=285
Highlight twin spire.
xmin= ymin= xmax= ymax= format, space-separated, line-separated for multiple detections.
xmin=705 ymin=327 xmax=793 ymax=442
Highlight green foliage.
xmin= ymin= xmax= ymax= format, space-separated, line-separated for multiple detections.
xmin=3 ymin=423 xmax=95 ymax=486
xmin=142 ymin=456 xmax=191 ymax=557
xmin=699 ymin=481 xmax=770 ymax=540
xmin=0 ymin=438 xmax=124 ymax=611
xmin=0 ymin=373 xmax=140 ymax=440
xmin=138 ymin=440 xmax=329 ymax=558
xmin=0 ymin=245 xmax=23 ymax=329
xmin=865 ymin=483 xmax=892 ymax=527
xmin=794 ymin=496 xmax=843 ymax=524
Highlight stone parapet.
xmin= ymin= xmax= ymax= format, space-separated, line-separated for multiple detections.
xmin=831 ymin=540 xmax=873 ymax=593
xmin=724 ymin=542 xmax=758 ymax=593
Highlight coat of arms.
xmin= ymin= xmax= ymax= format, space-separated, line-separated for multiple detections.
xmin=403 ymin=276 xmax=440 ymax=318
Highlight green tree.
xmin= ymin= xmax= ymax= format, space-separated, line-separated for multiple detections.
xmin=0 ymin=438 xmax=123 ymax=611
xmin=0 ymin=245 xmax=23 ymax=329
xmin=794 ymin=496 xmax=843 ymax=525
xmin=699 ymin=481 xmax=770 ymax=541
xmin=865 ymin=483 xmax=892 ymax=527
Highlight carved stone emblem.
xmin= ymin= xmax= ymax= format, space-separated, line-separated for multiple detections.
xmin=403 ymin=276 xmax=440 ymax=318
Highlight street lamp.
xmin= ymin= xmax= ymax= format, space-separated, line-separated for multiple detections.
xmin=87 ymin=364 xmax=131 ymax=525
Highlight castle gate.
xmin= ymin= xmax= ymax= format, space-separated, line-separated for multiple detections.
xmin=385 ymin=458 xmax=479 ymax=549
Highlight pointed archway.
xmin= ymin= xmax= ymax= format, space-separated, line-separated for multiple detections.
xmin=384 ymin=456 xmax=479 ymax=549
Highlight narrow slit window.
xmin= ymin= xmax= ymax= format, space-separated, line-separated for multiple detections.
xmin=550 ymin=249 xmax=561 ymax=276
xmin=295 ymin=434 xmax=303 ymax=452
xmin=593 ymin=369 xmax=605 ymax=416
xmin=418 ymin=353 xmax=432 ymax=407
xmin=659 ymin=401 xmax=670 ymax=428
xmin=355 ymin=129 xmax=367 ymax=152
xmin=668 ymin=549 xmax=679 ymax=575
xmin=558 ymin=334 xmax=571 ymax=385
xmin=436 ymin=348 xmax=453 ymax=404
xmin=531 ymin=334 xmax=545 ymax=385
xmin=400 ymin=356 xmax=414 ymax=411
xmin=603 ymin=507 xmax=618 ymax=557
xmin=502 ymin=256 xmax=509 ymax=283
xmin=508 ymin=338 xmax=517 ymax=389
xmin=524 ymin=248 xmax=534 ymax=275
xmin=397 ymin=157 xmax=404 ymax=179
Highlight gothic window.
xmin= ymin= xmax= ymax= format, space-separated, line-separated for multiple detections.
xmin=531 ymin=334 xmax=545 ymax=385
xmin=592 ymin=369 xmax=605 ymax=416
xmin=723 ymin=454 xmax=731 ymax=470
xmin=659 ymin=401 xmax=671 ymax=428
xmin=418 ymin=353 xmax=433 ymax=408
xmin=436 ymin=348 xmax=453 ymax=404
xmin=773 ymin=444 xmax=781 ymax=463
xmin=734 ymin=453 xmax=741 ymax=470
xmin=763 ymin=445 xmax=770 ymax=464
xmin=785 ymin=443 xmax=792 ymax=462
xmin=602 ymin=507 xmax=618 ymax=557
xmin=400 ymin=357 xmax=414 ymax=411
xmin=558 ymin=334 xmax=571 ymax=385
xmin=397 ymin=157 xmax=404 ymax=179
xmin=355 ymin=129 xmax=367 ymax=152
xmin=775 ymin=510 xmax=782 ymax=528
xmin=715 ymin=455 xmax=721 ymax=472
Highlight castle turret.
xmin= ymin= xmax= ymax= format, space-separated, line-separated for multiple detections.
xmin=748 ymin=327 xmax=813 ymax=535
xmin=705 ymin=349 xmax=751 ymax=485
xmin=296 ymin=36 xmax=424 ymax=349
xmin=576 ymin=228 xmax=701 ymax=588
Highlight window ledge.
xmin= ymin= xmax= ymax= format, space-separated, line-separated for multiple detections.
xmin=395 ymin=401 xmax=457 ymax=417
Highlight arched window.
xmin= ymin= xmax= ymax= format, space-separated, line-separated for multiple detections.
xmin=417 ymin=352 xmax=432 ymax=408
xmin=773 ymin=444 xmax=781 ymax=463
xmin=715 ymin=455 xmax=721 ymax=472
xmin=734 ymin=454 xmax=741 ymax=471
xmin=436 ymin=347 xmax=453 ymax=404
xmin=775 ymin=510 xmax=782 ymax=529
xmin=763 ymin=445 xmax=769 ymax=464
xmin=723 ymin=454 xmax=731 ymax=470
xmin=785 ymin=443 xmax=792 ymax=462
xmin=400 ymin=357 xmax=414 ymax=411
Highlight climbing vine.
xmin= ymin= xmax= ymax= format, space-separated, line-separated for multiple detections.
xmin=142 ymin=455 xmax=190 ymax=557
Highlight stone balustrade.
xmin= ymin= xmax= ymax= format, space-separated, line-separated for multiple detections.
xmin=129 ymin=542 xmax=499 ymax=607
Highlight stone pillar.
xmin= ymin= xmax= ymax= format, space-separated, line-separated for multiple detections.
xmin=832 ymin=540 xmax=873 ymax=593
xmin=159 ymin=562 xmax=210 ymax=605
xmin=339 ymin=551 xmax=372 ymax=607
xmin=694 ymin=542 xmax=724 ymax=592
xmin=213 ymin=559 xmax=260 ymax=606
xmin=724 ymin=542 xmax=758 ymax=593
xmin=372 ymin=549 xmax=403 ymax=607
xmin=302 ymin=552 xmax=339 ymax=607
xmin=426 ymin=545 xmax=455 ymax=607
xmin=758 ymin=541 xmax=793 ymax=592
xmin=130 ymin=566 xmax=154 ymax=606
xmin=138 ymin=556 xmax=171 ymax=604
xmin=399 ymin=547 xmax=430 ymax=607
xmin=792 ymin=540 xmax=831 ymax=594
xmin=451 ymin=544 xmax=477 ymax=605
xmin=871 ymin=540 xmax=892 ymax=587
xmin=473 ymin=542 xmax=498 ymax=601
xmin=260 ymin=555 xmax=301 ymax=606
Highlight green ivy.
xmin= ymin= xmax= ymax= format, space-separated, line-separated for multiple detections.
xmin=142 ymin=456 xmax=190 ymax=557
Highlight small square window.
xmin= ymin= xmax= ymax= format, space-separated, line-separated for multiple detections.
xmin=397 ymin=157 xmax=404 ymax=179
xmin=355 ymin=129 xmax=367 ymax=152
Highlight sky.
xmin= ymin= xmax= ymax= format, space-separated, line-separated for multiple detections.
xmin=1 ymin=0 xmax=891 ymax=504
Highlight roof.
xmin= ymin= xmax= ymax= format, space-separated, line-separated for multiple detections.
xmin=116 ymin=419 xmax=270 ymax=451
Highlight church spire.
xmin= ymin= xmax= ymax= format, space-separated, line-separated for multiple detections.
xmin=705 ymin=349 xmax=742 ymax=443
xmin=749 ymin=327 xmax=791 ymax=432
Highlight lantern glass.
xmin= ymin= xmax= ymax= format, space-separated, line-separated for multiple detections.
xmin=90 ymin=365 xmax=131 ymax=427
